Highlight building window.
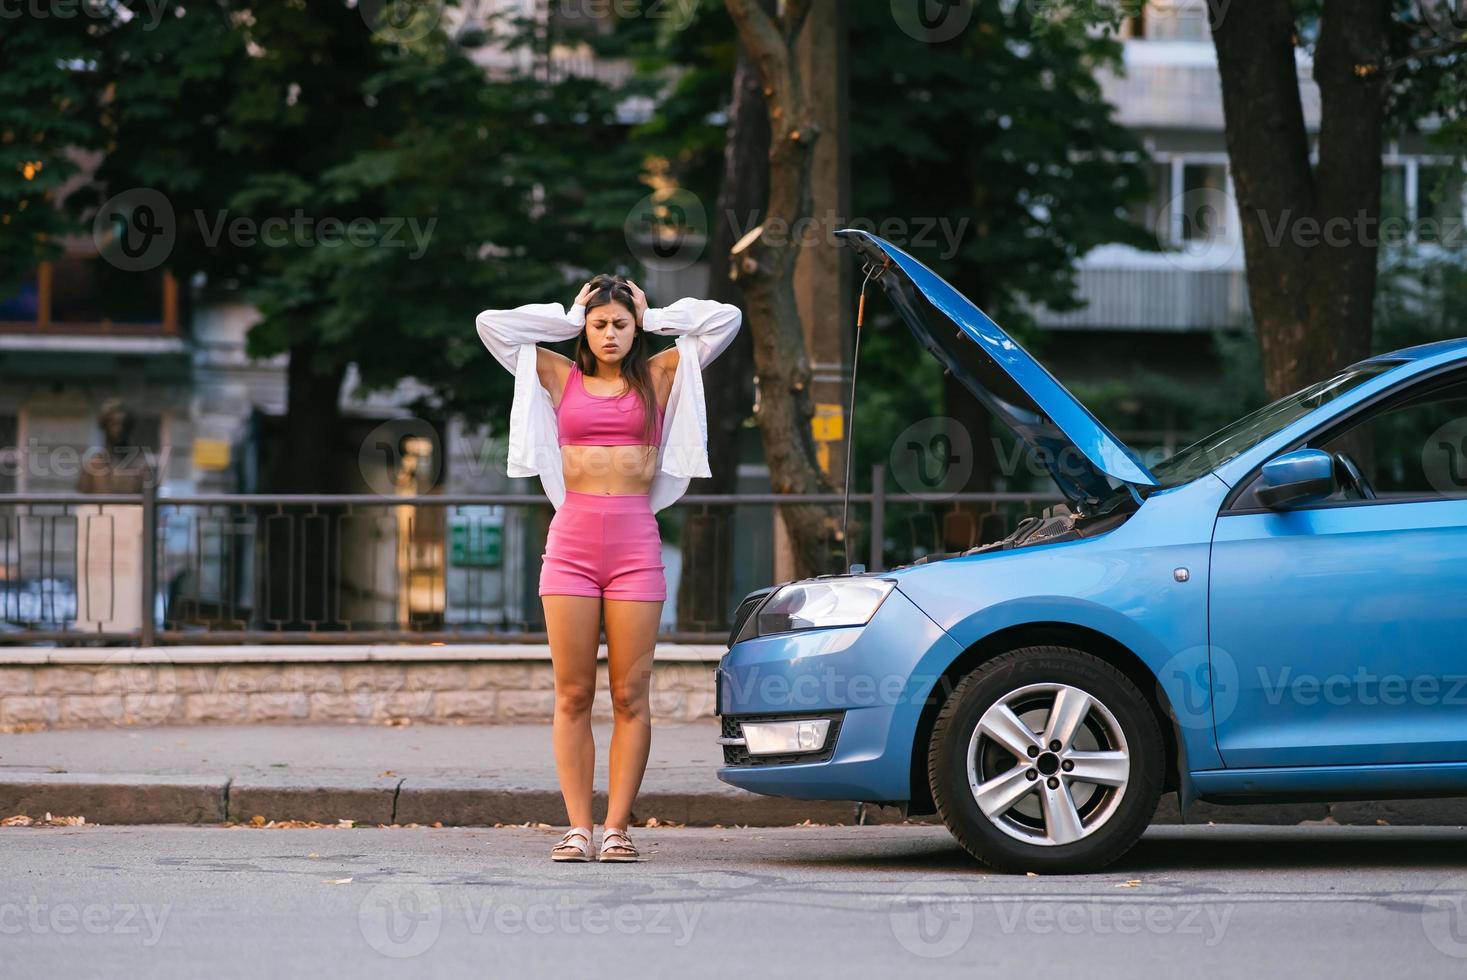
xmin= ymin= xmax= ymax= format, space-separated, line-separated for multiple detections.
xmin=1382 ymin=164 xmax=1409 ymax=225
xmin=0 ymin=414 xmax=15 ymax=495
xmin=1128 ymin=161 xmax=1172 ymax=235
xmin=1179 ymin=163 xmax=1231 ymax=243
xmin=548 ymin=0 xmax=615 ymax=38
xmin=1417 ymin=164 xmax=1465 ymax=244
xmin=0 ymin=251 xmax=176 ymax=333
xmin=1139 ymin=1 xmax=1213 ymax=40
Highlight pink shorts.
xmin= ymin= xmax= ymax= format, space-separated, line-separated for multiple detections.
xmin=538 ymin=490 xmax=667 ymax=601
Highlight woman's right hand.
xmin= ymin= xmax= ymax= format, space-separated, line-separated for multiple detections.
xmin=573 ymin=281 xmax=596 ymax=308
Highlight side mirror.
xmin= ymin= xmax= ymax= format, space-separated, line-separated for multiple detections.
xmin=1257 ymin=448 xmax=1337 ymax=510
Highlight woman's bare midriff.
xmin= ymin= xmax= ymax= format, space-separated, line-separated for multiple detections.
xmin=561 ymin=444 xmax=660 ymax=495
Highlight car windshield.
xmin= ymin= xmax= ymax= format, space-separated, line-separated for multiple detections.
xmin=1149 ymin=360 xmax=1404 ymax=488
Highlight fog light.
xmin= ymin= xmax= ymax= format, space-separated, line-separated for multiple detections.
xmin=740 ymin=718 xmax=832 ymax=756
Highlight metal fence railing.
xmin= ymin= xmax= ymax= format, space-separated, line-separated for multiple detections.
xmin=0 ymin=466 xmax=1061 ymax=646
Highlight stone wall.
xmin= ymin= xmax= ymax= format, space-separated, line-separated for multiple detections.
xmin=0 ymin=646 xmax=720 ymax=731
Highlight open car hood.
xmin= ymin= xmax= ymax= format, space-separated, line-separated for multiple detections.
xmin=838 ymin=229 xmax=1158 ymax=509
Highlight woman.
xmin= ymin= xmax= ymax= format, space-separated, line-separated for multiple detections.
xmin=476 ymin=275 xmax=741 ymax=862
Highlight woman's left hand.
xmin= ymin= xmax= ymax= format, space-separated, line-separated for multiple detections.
xmin=626 ymin=279 xmax=649 ymax=327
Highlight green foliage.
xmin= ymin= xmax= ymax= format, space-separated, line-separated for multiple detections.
xmin=846 ymin=0 xmax=1155 ymax=328
xmin=85 ymin=1 xmax=643 ymax=426
xmin=0 ymin=14 xmax=108 ymax=292
xmin=847 ymin=0 xmax=1157 ymax=489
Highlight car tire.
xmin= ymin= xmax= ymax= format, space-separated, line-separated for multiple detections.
xmin=927 ymin=646 xmax=1164 ymax=874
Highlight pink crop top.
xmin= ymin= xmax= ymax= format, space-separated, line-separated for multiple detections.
xmin=556 ymin=363 xmax=664 ymax=447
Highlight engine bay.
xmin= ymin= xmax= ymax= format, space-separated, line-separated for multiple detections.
xmin=899 ymin=501 xmax=1136 ymax=568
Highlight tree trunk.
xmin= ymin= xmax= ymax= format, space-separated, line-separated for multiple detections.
xmin=277 ymin=340 xmax=347 ymax=492
xmin=942 ymin=272 xmax=1002 ymax=550
xmin=1211 ymin=0 xmax=1389 ymax=399
xmin=261 ymin=340 xmax=347 ymax=631
xmin=675 ymin=25 xmax=767 ymax=632
xmin=724 ymin=0 xmax=838 ymax=580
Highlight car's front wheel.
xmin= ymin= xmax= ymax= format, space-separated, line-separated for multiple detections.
xmin=927 ymin=646 xmax=1164 ymax=873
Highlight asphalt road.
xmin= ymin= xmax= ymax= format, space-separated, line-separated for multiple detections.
xmin=5 ymin=823 xmax=1467 ymax=978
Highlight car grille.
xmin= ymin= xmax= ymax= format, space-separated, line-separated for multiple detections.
xmin=720 ymin=713 xmax=844 ymax=767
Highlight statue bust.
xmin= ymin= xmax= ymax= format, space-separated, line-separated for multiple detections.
xmin=77 ymin=399 xmax=153 ymax=494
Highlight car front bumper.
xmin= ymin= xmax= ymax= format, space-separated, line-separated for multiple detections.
xmin=714 ymin=585 xmax=963 ymax=803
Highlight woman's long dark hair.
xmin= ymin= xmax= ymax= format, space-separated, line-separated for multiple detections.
xmin=574 ymin=274 xmax=659 ymax=446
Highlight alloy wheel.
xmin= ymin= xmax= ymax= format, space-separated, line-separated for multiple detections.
xmin=965 ymin=682 xmax=1130 ymax=847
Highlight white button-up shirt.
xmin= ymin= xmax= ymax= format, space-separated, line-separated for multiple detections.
xmin=475 ymin=297 xmax=742 ymax=513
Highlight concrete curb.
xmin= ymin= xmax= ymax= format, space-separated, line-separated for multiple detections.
xmin=4 ymin=771 xmax=1467 ymax=829
xmin=0 ymin=772 xmax=228 ymax=824
xmin=0 ymin=644 xmax=728 ymax=666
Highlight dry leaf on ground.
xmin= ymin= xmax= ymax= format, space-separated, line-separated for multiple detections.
xmin=3 ymin=813 xmax=86 ymax=827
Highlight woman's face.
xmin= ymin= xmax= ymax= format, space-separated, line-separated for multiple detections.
xmin=585 ymin=300 xmax=636 ymax=367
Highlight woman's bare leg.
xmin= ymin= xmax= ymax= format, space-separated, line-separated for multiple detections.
xmin=543 ymin=594 xmax=602 ymax=831
xmin=602 ymin=598 xmax=662 ymax=830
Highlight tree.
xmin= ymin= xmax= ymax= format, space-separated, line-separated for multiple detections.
xmin=91 ymin=2 xmax=643 ymax=494
xmin=81 ymin=2 xmax=644 ymax=629
xmin=617 ymin=0 xmax=768 ymax=625
xmin=843 ymin=0 xmax=1154 ymax=548
xmin=0 ymin=16 xmax=108 ymax=296
xmin=641 ymin=0 xmax=1157 ymax=566
xmin=722 ymin=0 xmax=837 ymax=579
xmin=1210 ymin=0 xmax=1467 ymax=399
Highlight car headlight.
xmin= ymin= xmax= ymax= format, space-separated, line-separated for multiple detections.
xmin=754 ymin=577 xmax=895 ymax=636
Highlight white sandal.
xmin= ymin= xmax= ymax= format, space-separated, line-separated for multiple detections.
xmin=551 ymin=826 xmax=594 ymax=862
xmin=598 ymin=827 xmax=639 ymax=863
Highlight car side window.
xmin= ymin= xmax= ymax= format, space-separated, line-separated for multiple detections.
xmin=1316 ymin=379 xmax=1467 ymax=502
xmin=1231 ymin=373 xmax=1467 ymax=510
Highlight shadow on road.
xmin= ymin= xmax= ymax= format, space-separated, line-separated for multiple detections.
xmin=734 ymin=824 xmax=1467 ymax=876
xmin=1119 ymin=825 xmax=1467 ymax=873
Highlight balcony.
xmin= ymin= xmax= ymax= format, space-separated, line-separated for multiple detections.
xmin=0 ymin=248 xmax=187 ymax=376
xmin=1098 ymin=40 xmax=1320 ymax=134
xmin=1032 ymin=244 xmax=1250 ymax=333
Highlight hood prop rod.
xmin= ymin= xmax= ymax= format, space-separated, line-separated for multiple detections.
xmin=842 ymin=259 xmax=881 ymax=573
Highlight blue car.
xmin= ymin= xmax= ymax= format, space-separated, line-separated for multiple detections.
xmin=715 ymin=228 xmax=1467 ymax=873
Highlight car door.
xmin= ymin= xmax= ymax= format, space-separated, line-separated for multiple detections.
xmin=1209 ymin=371 xmax=1467 ymax=768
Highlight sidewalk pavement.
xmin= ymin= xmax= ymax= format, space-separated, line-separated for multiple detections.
xmin=5 ymin=720 xmax=1467 ymax=829
xmin=0 ymin=718 xmax=869 ymax=827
